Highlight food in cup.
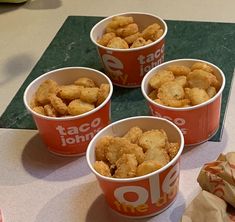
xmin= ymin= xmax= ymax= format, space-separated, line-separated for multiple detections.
xmin=93 ymin=126 xmax=180 ymax=178
xmin=148 ymin=62 xmax=221 ymax=108
xmin=97 ymin=15 xmax=163 ymax=49
xmin=30 ymin=77 xmax=110 ymax=117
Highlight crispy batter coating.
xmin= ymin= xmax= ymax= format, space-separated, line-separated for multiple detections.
xmin=105 ymin=137 xmax=144 ymax=165
xmin=107 ymin=37 xmax=129 ymax=49
xmin=187 ymin=70 xmax=212 ymax=89
xmin=114 ymin=154 xmax=138 ymax=178
xmin=207 ymin=86 xmax=217 ymax=98
xmin=94 ymin=161 xmax=111 ymax=177
xmin=166 ymin=65 xmax=191 ymax=76
xmin=58 ymin=85 xmax=84 ymax=100
xmin=144 ymin=147 xmax=170 ymax=166
xmin=35 ymin=79 xmax=59 ymax=105
xmin=106 ymin=16 xmax=134 ymax=33
xmin=95 ymin=135 xmax=113 ymax=161
xmin=50 ymin=94 xmax=68 ymax=115
xmin=80 ymin=87 xmax=99 ymax=104
xmin=32 ymin=106 xmax=45 ymax=115
xmin=174 ymin=76 xmax=187 ymax=87
xmin=130 ymin=37 xmax=148 ymax=48
xmin=148 ymin=89 xmax=158 ymax=100
xmin=185 ymin=87 xmax=210 ymax=105
xmin=30 ymin=95 xmax=41 ymax=108
xmin=166 ymin=142 xmax=180 ymax=160
xmin=74 ymin=77 xmax=96 ymax=88
xmin=124 ymin=32 xmax=141 ymax=44
xmin=116 ymin=23 xmax=139 ymax=38
xmin=97 ymin=32 xmax=116 ymax=46
xmin=123 ymin=126 xmax=143 ymax=144
xmin=191 ymin=62 xmax=214 ymax=73
xmin=149 ymin=70 xmax=175 ymax=89
xmin=44 ymin=104 xmax=57 ymax=117
xmin=137 ymin=160 xmax=162 ymax=176
xmin=96 ymin=83 xmax=110 ymax=106
xmin=67 ymin=99 xmax=95 ymax=115
xmin=138 ymin=129 xmax=168 ymax=151
xmin=141 ymin=23 xmax=161 ymax=41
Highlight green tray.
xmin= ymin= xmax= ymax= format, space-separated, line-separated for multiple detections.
xmin=0 ymin=16 xmax=234 ymax=142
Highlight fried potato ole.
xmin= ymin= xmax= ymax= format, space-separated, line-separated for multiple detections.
xmin=114 ymin=154 xmax=138 ymax=178
xmin=58 ymin=85 xmax=84 ymax=100
xmin=174 ymin=76 xmax=187 ymax=87
xmin=187 ymin=69 xmax=212 ymax=89
xmin=94 ymin=161 xmax=111 ymax=177
xmin=185 ymin=87 xmax=210 ymax=105
xmin=149 ymin=70 xmax=175 ymax=89
xmin=166 ymin=65 xmax=191 ymax=76
xmin=124 ymin=32 xmax=141 ymax=44
xmin=67 ymin=99 xmax=95 ymax=115
xmin=106 ymin=16 xmax=134 ymax=33
xmin=50 ymin=94 xmax=68 ymax=115
xmin=123 ymin=126 xmax=143 ymax=144
xmin=207 ymin=86 xmax=217 ymax=98
xmin=80 ymin=87 xmax=99 ymax=104
xmin=191 ymin=62 xmax=214 ymax=73
xmin=116 ymin=23 xmax=139 ymax=38
xmin=107 ymin=37 xmax=129 ymax=49
xmin=74 ymin=77 xmax=96 ymax=88
xmin=144 ymin=147 xmax=170 ymax=166
xmin=141 ymin=23 xmax=162 ymax=41
xmin=137 ymin=160 xmax=162 ymax=176
xmin=96 ymin=83 xmax=110 ymax=106
xmin=97 ymin=32 xmax=116 ymax=46
xmin=166 ymin=142 xmax=180 ymax=160
xmin=44 ymin=104 xmax=58 ymax=117
xmin=32 ymin=106 xmax=45 ymax=115
xmin=35 ymin=79 xmax=59 ymax=105
xmin=95 ymin=135 xmax=113 ymax=161
xmin=148 ymin=89 xmax=158 ymax=100
xmin=130 ymin=37 xmax=148 ymax=48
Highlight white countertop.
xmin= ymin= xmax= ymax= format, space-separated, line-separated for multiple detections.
xmin=0 ymin=0 xmax=235 ymax=221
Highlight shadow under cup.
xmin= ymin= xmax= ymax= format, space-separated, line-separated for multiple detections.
xmin=90 ymin=12 xmax=167 ymax=88
xmin=24 ymin=67 xmax=113 ymax=156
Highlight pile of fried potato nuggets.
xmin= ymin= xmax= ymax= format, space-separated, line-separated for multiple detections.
xmin=30 ymin=77 xmax=110 ymax=117
xmin=97 ymin=16 xmax=163 ymax=49
xmin=94 ymin=126 xmax=179 ymax=178
xmin=148 ymin=62 xmax=221 ymax=107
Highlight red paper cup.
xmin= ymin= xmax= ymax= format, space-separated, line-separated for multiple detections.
xmin=141 ymin=59 xmax=226 ymax=145
xmin=86 ymin=116 xmax=184 ymax=218
xmin=90 ymin=12 xmax=167 ymax=88
xmin=24 ymin=67 xmax=113 ymax=156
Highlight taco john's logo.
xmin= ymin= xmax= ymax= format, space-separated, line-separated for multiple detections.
xmin=101 ymin=43 xmax=164 ymax=85
xmin=112 ymin=162 xmax=179 ymax=215
xmin=55 ymin=118 xmax=102 ymax=146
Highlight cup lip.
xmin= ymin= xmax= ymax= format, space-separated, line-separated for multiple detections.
xmin=23 ymin=66 xmax=113 ymax=121
xmin=141 ymin=58 xmax=226 ymax=111
xmin=86 ymin=116 xmax=184 ymax=182
xmin=90 ymin=11 xmax=168 ymax=52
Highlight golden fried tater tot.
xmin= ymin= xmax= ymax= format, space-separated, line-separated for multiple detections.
xmin=58 ymin=85 xmax=84 ymax=100
xmin=166 ymin=142 xmax=180 ymax=160
xmin=123 ymin=126 xmax=143 ymax=144
xmin=96 ymin=83 xmax=110 ymax=106
xmin=187 ymin=70 xmax=212 ymax=89
xmin=67 ymin=99 xmax=94 ymax=115
xmin=130 ymin=37 xmax=148 ymax=48
xmin=166 ymin=65 xmax=191 ymax=76
xmin=30 ymin=95 xmax=41 ymax=108
xmin=50 ymin=94 xmax=68 ymax=115
xmin=114 ymin=154 xmax=138 ymax=178
xmin=32 ymin=106 xmax=45 ymax=115
xmin=94 ymin=161 xmax=111 ymax=177
xmin=148 ymin=89 xmax=158 ymax=100
xmin=149 ymin=70 xmax=175 ymax=89
xmin=191 ymin=62 xmax=214 ymax=73
xmin=116 ymin=23 xmax=139 ymax=38
xmin=44 ymin=104 xmax=57 ymax=117
xmin=141 ymin=23 xmax=161 ymax=41
xmin=95 ymin=136 xmax=113 ymax=161
xmin=154 ymin=98 xmax=164 ymax=105
xmin=174 ymin=76 xmax=187 ymax=87
xmin=137 ymin=160 xmax=162 ymax=176
xmin=97 ymin=32 xmax=116 ymax=46
xmin=124 ymin=32 xmax=141 ymax=44
xmin=35 ymin=79 xmax=59 ymax=105
xmin=74 ymin=77 xmax=96 ymax=88
xmin=138 ymin=129 xmax=168 ymax=151
xmin=106 ymin=16 xmax=134 ymax=33
xmin=158 ymin=81 xmax=185 ymax=100
xmin=161 ymin=98 xmax=190 ymax=108
xmin=207 ymin=86 xmax=217 ymax=98
xmin=144 ymin=147 xmax=170 ymax=166
xmin=185 ymin=88 xmax=210 ymax=105
xmin=107 ymin=37 xmax=129 ymax=49
xmin=80 ymin=87 xmax=99 ymax=104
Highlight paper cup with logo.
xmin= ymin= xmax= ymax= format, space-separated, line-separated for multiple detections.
xmin=141 ymin=59 xmax=226 ymax=146
xmin=24 ymin=67 xmax=113 ymax=156
xmin=90 ymin=12 xmax=167 ymax=88
xmin=86 ymin=116 xmax=184 ymax=218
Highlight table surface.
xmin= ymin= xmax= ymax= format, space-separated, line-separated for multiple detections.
xmin=0 ymin=1 xmax=235 ymax=221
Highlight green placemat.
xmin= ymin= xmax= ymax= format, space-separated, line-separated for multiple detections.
xmin=0 ymin=16 xmax=234 ymax=142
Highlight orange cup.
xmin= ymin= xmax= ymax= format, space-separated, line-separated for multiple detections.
xmin=141 ymin=59 xmax=226 ymax=146
xmin=24 ymin=67 xmax=113 ymax=156
xmin=86 ymin=116 xmax=184 ymax=218
xmin=90 ymin=12 xmax=167 ymax=88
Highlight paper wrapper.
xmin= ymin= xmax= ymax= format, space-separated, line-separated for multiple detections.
xmin=197 ymin=152 xmax=235 ymax=208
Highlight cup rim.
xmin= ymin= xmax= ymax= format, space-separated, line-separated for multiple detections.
xmin=86 ymin=116 xmax=184 ymax=182
xmin=23 ymin=66 xmax=113 ymax=121
xmin=141 ymin=58 xmax=226 ymax=111
xmin=90 ymin=11 xmax=168 ymax=52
